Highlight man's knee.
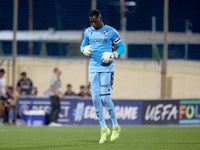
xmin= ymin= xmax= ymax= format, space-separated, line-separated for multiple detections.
xmin=0 ymin=101 xmax=5 ymax=112
xmin=57 ymin=107 xmax=61 ymax=112
xmin=101 ymin=95 xmax=111 ymax=104
xmin=92 ymin=93 xmax=101 ymax=107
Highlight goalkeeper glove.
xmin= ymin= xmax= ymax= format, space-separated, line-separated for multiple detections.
xmin=101 ymin=51 xmax=118 ymax=63
xmin=82 ymin=45 xmax=92 ymax=56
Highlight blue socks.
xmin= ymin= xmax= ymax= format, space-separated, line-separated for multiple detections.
xmin=92 ymin=94 xmax=118 ymax=128
xmin=9 ymin=110 xmax=14 ymax=123
xmin=101 ymin=95 xmax=118 ymax=126
xmin=92 ymin=94 xmax=106 ymax=127
xmin=0 ymin=110 xmax=14 ymax=124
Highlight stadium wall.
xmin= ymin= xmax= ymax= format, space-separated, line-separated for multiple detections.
xmin=1 ymin=57 xmax=200 ymax=99
xmin=16 ymin=97 xmax=200 ymax=125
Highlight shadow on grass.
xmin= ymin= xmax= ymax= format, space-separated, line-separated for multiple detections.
xmin=5 ymin=144 xmax=71 ymax=150
xmin=172 ymin=143 xmax=200 ymax=145
xmin=79 ymin=139 xmax=118 ymax=145
xmin=79 ymin=140 xmax=98 ymax=143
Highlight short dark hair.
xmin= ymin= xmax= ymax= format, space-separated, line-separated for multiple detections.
xmin=89 ymin=9 xmax=101 ymax=17
xmin=54 ymin=68 xmax=58 ymax=73
xmin=0 ymin=69 xmax=5 ymax=74
xmin=80 ymin=85 xmax=85 ymax=89
xmin=21 ymin=72 xmax=26 ymax=76
xmin=67 ymin=84 xmax=71 ymax=87
xmin=8 ymin=86 xmax=13 ymax=90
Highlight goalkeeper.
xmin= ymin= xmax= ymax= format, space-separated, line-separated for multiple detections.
xmin=80 ymin=9 xmax=126 ymax=144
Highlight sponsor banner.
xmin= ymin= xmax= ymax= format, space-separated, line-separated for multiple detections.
xmin=179 ymin=99 xmax=200 ymax=124
xmin=16 ymin=97 xmax=143 ymax=125
xmin=142 ymin=100 xmax=179 ymax=125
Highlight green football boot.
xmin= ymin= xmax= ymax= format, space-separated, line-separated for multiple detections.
xmin=110 ymin=125 xmax=121 ymax=142
xmin=99 ymin=127 xmax=111 ymax=144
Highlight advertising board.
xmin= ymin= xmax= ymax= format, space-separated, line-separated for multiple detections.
xmin=142 ymin=100 xmax=179 ymax=125
xmin=16 ymin=97 xmax=143 ymax=125
xmin=179 ymin=100 xmax=200 ymax=124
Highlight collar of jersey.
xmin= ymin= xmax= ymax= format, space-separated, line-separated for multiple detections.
xmin=91 ymin=25 xmax=106 ymax=31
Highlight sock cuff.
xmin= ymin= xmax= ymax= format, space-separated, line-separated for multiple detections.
xmin=101 ymin=95 xmax=110 ymax=100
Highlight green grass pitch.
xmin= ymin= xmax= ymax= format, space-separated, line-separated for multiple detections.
xmin=0 ymin=125 xmax=200 ymax=150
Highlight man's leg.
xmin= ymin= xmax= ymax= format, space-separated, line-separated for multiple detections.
xmin=50 ymin=96 xmax=60 ymax=123
xmin=89 ymin=72 xmax=110 ymax=143
xmin=50 ymin=96 xmax=56 ymax=123
xmin=101 ymin=95 xmax=118 ymax=126
xmin=0 ymin=100 xmax=5 ymax=117
xmin=6 ymin=104 xmax=14 ymax=124
xmin=49 ymin=96 xmax=61 ymax=127
xmin=89 ymin=72 xmax=106 ymax=128
xmin=53 ymin=96 xmax=60 ymax=122
xmin=8 ymin=107 xmax=14 ymax=124
xmin=0 ymin=100 xmax=5 ymax=126
xmin=100 ymin=72 xmax=121 ymax=141
xmin=92 ymin=93 xmax=105 ymax=127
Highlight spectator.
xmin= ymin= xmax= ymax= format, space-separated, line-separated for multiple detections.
xmin=31 ymin=87 xmax=38 ymax=95
xmin=86 ymin=85 xmax=92 ymax=97
xmin=48 ymin=68 xmax=64 ymax=127
xmin=65 ymin=84 xmax=76 ymax=96
xmin=0 ymin=69 xmax=7 ymax=126
xmin=4 ymin=86 xmax=15 ymax=125
xmin=42 ymin=90 xmax=50 ymax=97
xmin=17 ymin=72 xmax=33 ymax=96
xmin=78 ymin=85 xmax=86 ymax=97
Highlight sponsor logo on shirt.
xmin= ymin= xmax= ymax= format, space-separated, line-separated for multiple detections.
xmin=89 ymin=38 xmax=107 ymax=43
xmin=101 ymin=84 xmax=110 ymax=87
xmin=103 ymin=30 xmax=108 ymax=36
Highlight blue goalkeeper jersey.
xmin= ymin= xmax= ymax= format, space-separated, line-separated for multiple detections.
xmin=81 ymin=25 xmax=122 ymax=73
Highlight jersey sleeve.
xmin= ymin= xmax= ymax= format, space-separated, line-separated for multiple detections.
xmin=111 ymin=29 xmax=121 ymax=44
xmin=0 ymin=79 xmax=6 ymax=94
xmin=29 ymin=79 xmax=33 ymax=87
xmin=17 ymin=80 xmax=21 ymax=87
xmin=50 ymin=76 xmax=56 ymax=86
xmin=80 ymin=30 xmax=89 ymax=52
xmin=115 ymin=40 xmax=126 ymax=55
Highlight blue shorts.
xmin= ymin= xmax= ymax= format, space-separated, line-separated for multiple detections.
xmin=89 ymin=72 xmax=114 ymax=96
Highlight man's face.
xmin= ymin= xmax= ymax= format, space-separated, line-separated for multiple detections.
xmin=67 ymin=86 xmax=72 ymax=92
xmin=54 ymin=69 xmax=60 ymax=76
xmin=9 ymin=88 xmax=13 ymax=93
xmin=80 ymin=87 xmax=85 ymax=93
xmin=58 ymin=70 xmax=62 ymax=76
xmin=21 ymin=75 xmax=27 ymax=80
xmin=0 ymin=72 xmax=4 ymax=78
xmin=89 ymin=15 xmax=102 ymax=30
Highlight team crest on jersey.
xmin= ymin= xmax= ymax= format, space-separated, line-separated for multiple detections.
xmin=103 ymin=30 xmax=108 ymax=36
xmin=88 ymin=30 xmax=93 ymax=35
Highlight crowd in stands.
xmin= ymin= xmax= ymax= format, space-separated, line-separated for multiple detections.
xmin=43 ymin=83 xmax=91 ymax=98
xmin=66 ymin=84 xmax=91 ymax=98
xmin=17 ymin=71 xmax=91 ymax=98
xmin=0 ymin=68 xmax=92 ymax=126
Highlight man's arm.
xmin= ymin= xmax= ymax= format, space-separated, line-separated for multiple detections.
xmin=17 ymin=86 xmax=21 ymax=95
xmin=49 ymin=85 xmax=59 ymax=97
xmin=101 ymin=40 xmax=126 ymax=63
xmin=0 ymin=90 xmax=7 ymax=99
xmin=115 ymin=40 xmax=126 ymax=55
xmin=49 ymin=76 xmax=59 ymax=96
xmin=0 ymin=79 xmax=8 ymax=99
xmin=80 ymin=30 xmax=89 ymax=52
xmin=49 ymin=84 xmax=64 ymax=99
xmin=101 ymin=29 xmax=126 ymax=63
xmin=17 ymin=81 xmax=22 ymax=95
xmin=80 ymin=30 xmax=92 ymax=56
xmin=6 ymin=87 xmax=14 ymax=99
xmin=29 ymin=79 xmax=33 ymax=91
